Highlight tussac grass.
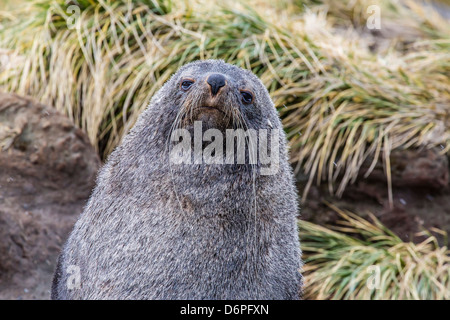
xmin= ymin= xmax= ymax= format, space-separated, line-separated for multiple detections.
xmin=0 ymin=0 xmax=449 ymax=201
xmin=300 ymin=204 xmax=450 ymax=300
xmin=0 ymin=0 xmax=449 ymax=300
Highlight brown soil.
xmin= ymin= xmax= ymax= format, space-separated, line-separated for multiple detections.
xmin=0 ymin=92 xmax=100 ymax=299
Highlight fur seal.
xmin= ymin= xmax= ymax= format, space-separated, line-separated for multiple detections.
xmin=51 ymin=60 xmax=302 ymax=300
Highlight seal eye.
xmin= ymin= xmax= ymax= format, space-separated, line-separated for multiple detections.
xmin=240 ymin=90 xmax=254 ymax=104
xmin=181 ymin=80 xmax=194 ymax=91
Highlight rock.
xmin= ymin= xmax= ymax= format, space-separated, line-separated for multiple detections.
xmin=0 ymin=92 xmax=100 ymax=299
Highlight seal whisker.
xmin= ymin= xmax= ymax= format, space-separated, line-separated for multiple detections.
xmin=234 ymin=109 xmax=259 ymax=245
xmin=165 ymin=103 xmax=189 ymax=215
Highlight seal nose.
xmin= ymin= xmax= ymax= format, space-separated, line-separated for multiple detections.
xmin=207 ymin=74 xmax=226 ymax=96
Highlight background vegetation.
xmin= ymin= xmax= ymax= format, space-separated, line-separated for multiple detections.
xmin=0 ymin=0 xmax=448 ymax=299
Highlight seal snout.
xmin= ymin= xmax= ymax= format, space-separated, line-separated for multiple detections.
xmin=180 ymin=71 xmax=239 ymax=130
xmin=206 ymin=73 xmax=226 ymax=96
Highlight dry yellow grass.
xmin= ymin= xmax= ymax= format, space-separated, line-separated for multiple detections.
xmin=300 ymin=204 xmax=450 ymax=300
xmin=1 ymin=0 xmax=448 ymax=202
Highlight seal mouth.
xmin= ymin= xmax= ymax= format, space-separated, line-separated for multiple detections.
xmin=199 ymin=106 xmax=226 ymax=115
xmin=184 ymin=105 xmax=232 ymax=131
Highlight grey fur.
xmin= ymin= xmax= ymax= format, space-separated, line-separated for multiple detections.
xmin=51 ymin=60 xmax=302 ymax=300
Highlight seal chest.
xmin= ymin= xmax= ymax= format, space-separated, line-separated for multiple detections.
xmin=51 ymin=60 xmax=302 ymax=300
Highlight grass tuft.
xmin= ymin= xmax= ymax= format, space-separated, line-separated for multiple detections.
xmin=300 ymin=203 xmax=450 ymax=300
